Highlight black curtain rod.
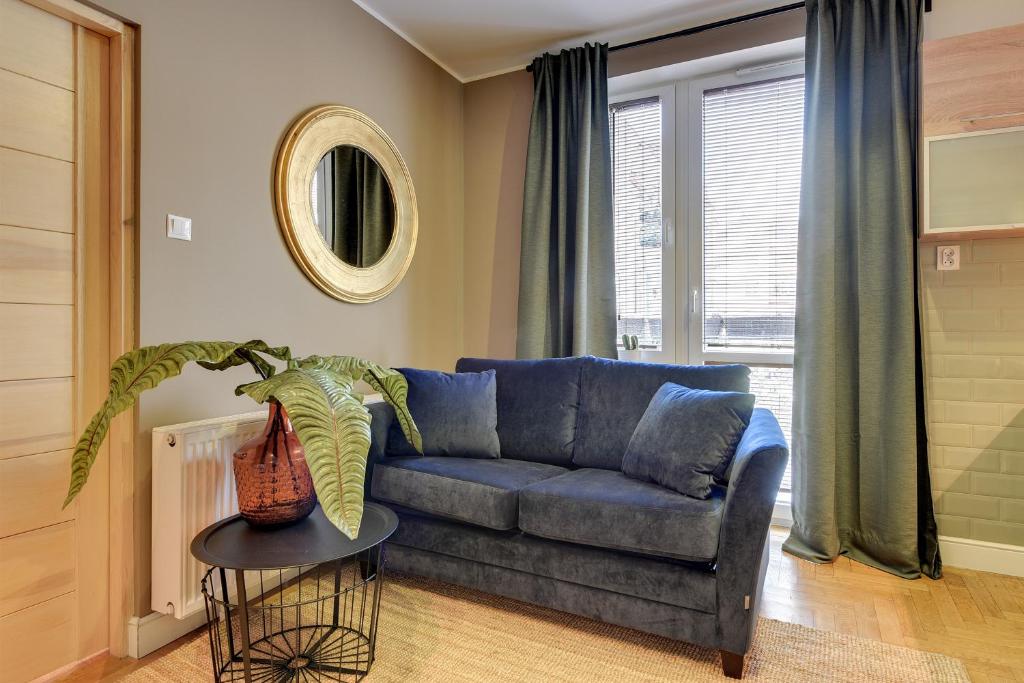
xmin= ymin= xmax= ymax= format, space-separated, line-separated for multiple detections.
xmin=526 ymin=2 xmax=804 ymax=72
xmin=526 ymin=0 xmax=933 ymax=73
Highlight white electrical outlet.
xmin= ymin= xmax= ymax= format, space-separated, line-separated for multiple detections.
xmin=166 ymin=214 xmax=192 ymax=241
xmin=937 ymin=245 xmax=960 ymax=271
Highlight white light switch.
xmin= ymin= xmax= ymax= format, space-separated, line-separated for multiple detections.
xmin=937 ymin=245 xmax=960 ymax=271
xmin=167 ymin=214 xmax=192 ymax=241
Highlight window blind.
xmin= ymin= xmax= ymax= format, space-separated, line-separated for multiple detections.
xmin=611 ymin=97 xmax=663 ymax=349
xmin=749 ymin=365 xmax=794 ymax=490
xmin=701 ymin=77 xmax=804 ymax=352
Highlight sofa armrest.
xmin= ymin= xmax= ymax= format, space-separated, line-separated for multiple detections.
xmin=715 ymin=408 xmax=789 ymax=654
xmin=365 ymin=400 xmax=395 ymax=498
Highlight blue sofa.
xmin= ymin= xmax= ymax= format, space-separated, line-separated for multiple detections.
xmin=366 ymin=356 xmax=789 ymax=679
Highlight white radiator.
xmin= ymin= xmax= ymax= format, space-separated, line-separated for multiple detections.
xmin=151 ymin=410 xmax=268 ymax=619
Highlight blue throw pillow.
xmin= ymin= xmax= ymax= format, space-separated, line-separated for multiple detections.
xmin=621 ymin=382 xmax=754 ymax=499
xmin=387 ymin=368 xmax=501 ymax=459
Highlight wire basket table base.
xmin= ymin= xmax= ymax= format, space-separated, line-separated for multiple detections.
xmin=200 ymin=547 xmax=385 ymax=683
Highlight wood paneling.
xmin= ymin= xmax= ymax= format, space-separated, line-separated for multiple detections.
xmin=0 ymin=68 xmax=73 ymax=160
xmin=0 ymin=225 xmax=73 ymax=303
xmin=923 ymin=23 xmax=1024 ymax=137
xmin=23 ymin=0 xmax=125 ymax=36
xmin=0 ymin=303 xmax=73 ymax=380
xmin=106 ymin=24 xmax=138 ymax=658
xmin=73 ymin=24 xmax=110 ymax=659
xmin=0 ymin=0 xmax=73 ymax=89
xmin=0 ymin=377 xmax=73 ymax=459
xmin=0 ymin=449 xmax=74 ymax=537
xmin=0 ymin=147 xmax=73 ymax=231
xmin=0 ymin=593 xmax=76 ymax=682
xmin=0 ymin=521 xmax=75 ymax=615
xmin=0 ymin=1 xmax=136 ymax=673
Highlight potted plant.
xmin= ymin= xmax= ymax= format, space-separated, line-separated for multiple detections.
xmin=63 ymin=340 xmax=421 ymax=539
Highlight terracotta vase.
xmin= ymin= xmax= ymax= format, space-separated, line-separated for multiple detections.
xmin=233 ymin=401 xmax=316 ymax=527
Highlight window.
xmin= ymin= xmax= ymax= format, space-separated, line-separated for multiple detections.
xmin=701 ymin=77 xmax=802 ymax=355
xmin=609 ymin=66 xmax=803 ymax=495
xmin=700 ymin=77 xmax=802 ymax=489
xmin=699 ymin=75 xmax=803 ymax=490
xmin=611 ymin=97 xmax=663 ymax=350
xmin=748 ymin=365 xmax=795 ymax=489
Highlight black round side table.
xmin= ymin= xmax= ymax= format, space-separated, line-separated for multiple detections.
xmin=190 ymin=502 xmax=398 ymax=683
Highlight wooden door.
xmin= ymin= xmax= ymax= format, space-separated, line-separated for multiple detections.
xmin=0 ymin=0 xmax=128 ymax=678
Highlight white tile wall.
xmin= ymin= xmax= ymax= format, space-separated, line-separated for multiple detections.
xmin=923 ymin=239 xmax=1024 ymax=548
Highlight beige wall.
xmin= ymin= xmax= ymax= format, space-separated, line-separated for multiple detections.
xmin=924 ymin=0 xmax=1024 ymax=41
xmin=608 ymin=10 xmax=803 ymax=78
xmin=99 ymin=0 xmax=463 ymax=614
xmin=462 ymin=71 xmax=532 ymax=359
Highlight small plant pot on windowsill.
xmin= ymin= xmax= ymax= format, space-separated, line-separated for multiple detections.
xmin=618 ymin=349 xmax=643 ymax=362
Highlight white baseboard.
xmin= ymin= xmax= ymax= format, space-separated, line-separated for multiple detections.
xmin=939 ymin=535 xmax=1024 ymax=577
xmin=770 ymin=498 xmax=1021 ymax=577
xmin=128 ymin=610 xmax=207 ymax=659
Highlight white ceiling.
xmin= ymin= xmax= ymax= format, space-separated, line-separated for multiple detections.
xmin=351 ymin=0 xmax=789 ymax=82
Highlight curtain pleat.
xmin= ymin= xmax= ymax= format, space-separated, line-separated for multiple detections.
xmin=516 ymin=44 xmax=617 ymax=359
xmin=329 ymin=147 xmax=393 ymax=267
xmin=784 ymin=0 xmax=941 ymax=579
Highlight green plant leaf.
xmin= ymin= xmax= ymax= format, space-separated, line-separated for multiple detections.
xmin=298 ymin=355 xmax=422 ymax=453
xmin=64 ymin=340 xmax=282 ymax=508
xmin=363 ymin=365 xmax=422 ymax=452
xmin=237 ymin=367 xmax=370 ymax=538
xmin=197 ymin=340 xmax=292 ymax=378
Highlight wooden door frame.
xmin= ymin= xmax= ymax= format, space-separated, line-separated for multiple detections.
xmin=24 ymin=0 xmax=138 ymax=659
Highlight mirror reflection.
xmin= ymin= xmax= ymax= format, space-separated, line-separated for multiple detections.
xmin=310 ymin=145 xmax=395 ymax=267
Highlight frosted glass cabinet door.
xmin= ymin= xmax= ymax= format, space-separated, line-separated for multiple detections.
xmin=925 ymin=126 xmax=1024 ymax=235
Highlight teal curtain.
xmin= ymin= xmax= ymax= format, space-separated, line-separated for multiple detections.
xmin=516 ymin=44 xmax=617 ymax=359
xmin=784 ymin=0 xmax=941 ymax=579
xmin=332 ymin=147 xmax=393 ymax=267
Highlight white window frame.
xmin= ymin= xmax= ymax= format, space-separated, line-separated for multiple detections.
xmin=608 ymin=84 xmax=678 ymax=365
xmin=610 ymin=59 xmax=804 ymax=368
xmin=685 ymin=62 xmax=804 ymax=369
xmin=611 ymin=58 xmax=804 ymax=518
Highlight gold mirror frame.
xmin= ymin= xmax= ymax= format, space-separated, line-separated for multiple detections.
xmin=274 ymin=105 xmax=418 ymax=303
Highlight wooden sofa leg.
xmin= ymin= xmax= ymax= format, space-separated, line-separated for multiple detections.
xmin=720 ymin=651 xmax=745 ymax=679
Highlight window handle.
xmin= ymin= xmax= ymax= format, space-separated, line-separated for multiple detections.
xmin=691 ymin=289 xmax=699 ymax=314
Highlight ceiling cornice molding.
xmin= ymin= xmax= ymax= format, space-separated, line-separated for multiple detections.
xmin=351 ymin=0 xmax=793 ymax=84
xmin=349 ymin=0 xmax=469 ymax=83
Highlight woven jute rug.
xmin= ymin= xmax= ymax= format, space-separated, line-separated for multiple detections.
xmin=124 ymin=571 xmax=968 ymax=682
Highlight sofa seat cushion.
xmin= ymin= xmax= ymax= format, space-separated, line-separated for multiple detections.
xmin=371 ymin=457 xmax=568 ymax=530
xmin=519 ymin=468 xmax=725 ymax=562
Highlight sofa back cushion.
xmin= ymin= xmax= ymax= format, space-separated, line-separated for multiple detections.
xmin=456 ymin=357 xmax=584 ymax=466
xmin=621 ymin=383 xmax=755 ymax=498
xmin=387 ymin=368 xmax=501 ymax=459
xmin=573 ymin=357 xmax=750 ymax=470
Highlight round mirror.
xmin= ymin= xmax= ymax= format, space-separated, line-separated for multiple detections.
xmin=309 ymin=145 xmax=396 ymax=268
xmin=275 ymin=106 xmax=417 ymax=303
